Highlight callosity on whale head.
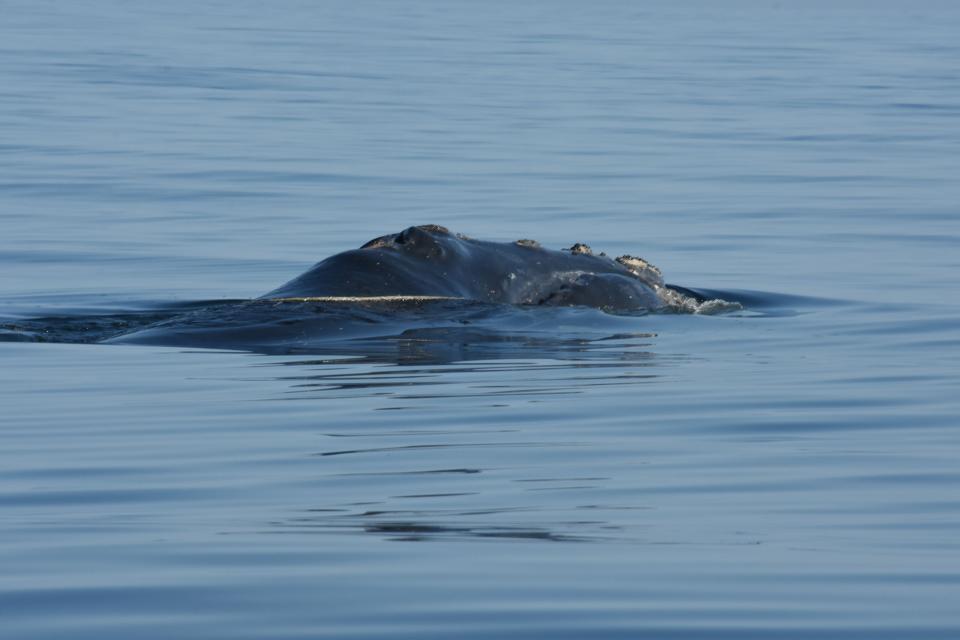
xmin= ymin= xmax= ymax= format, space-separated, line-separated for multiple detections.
xmin=261 ymin=225 xmax=734 ymax=314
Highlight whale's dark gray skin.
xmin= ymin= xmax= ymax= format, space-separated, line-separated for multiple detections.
xmin=1 ymin=225 xmax=741 ymax=357
xmin=262 ymin=224 xmax=685 ymax=313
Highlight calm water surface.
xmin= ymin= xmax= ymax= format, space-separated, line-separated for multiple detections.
xmin=2 ymin=1 xmax=959 ymax=638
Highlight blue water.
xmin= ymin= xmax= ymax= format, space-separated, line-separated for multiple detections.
xmin=2 ymin=1 xmax=959 ymax=637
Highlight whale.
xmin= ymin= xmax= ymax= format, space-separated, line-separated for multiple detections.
xmin=2 ymin=225 xmax=739 ymax=356
xmin=261 ymin=224 xmax=706 ymax=314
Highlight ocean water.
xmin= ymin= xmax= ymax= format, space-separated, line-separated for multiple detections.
xmin=2 ymin=1 xmax=959 ymax=638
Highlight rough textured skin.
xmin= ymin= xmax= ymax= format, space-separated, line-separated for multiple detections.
xmin=262 ymin=225 xmax=673 ymax=313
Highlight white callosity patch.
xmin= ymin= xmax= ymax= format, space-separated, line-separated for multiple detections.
xmin=569 ymin=243 xmax=593 ymax=255
xmin=615 ymin=255 xmax=741 ymax=314
xmin=615 ymin=255 xmax=665 ymax=288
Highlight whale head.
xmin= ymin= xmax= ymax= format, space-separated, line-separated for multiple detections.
xmin=262 ymin=225 xmax=683 ymax=313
